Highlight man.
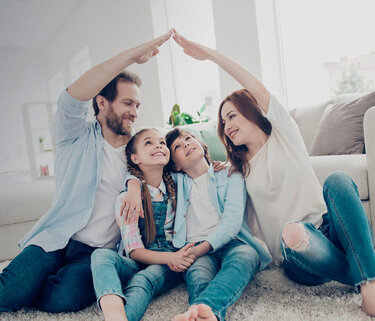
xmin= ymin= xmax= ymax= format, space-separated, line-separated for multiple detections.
xmin=0 ymin=29 xmax=173 ymax=313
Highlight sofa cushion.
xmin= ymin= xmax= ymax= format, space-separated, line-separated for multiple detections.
xmin=310 ymin=154 xmax=368 ymax=200
xmin=310 ymin=91 xmax=375 ymax=156
xmin=0 ymin=178 xmax=55 ymax=225
xmin=289 ymin=101 xmax=329 ymax=152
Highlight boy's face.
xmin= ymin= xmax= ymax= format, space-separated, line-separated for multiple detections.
xmin=169 ymin=133 xmax=205 ymax=171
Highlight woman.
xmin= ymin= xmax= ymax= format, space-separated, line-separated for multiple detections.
xmin=172 ymin=30 xmax=375 ymax=316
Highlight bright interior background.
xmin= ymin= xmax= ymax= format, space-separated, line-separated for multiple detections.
xmin=0 ymin=0 xmax=374 ymax=179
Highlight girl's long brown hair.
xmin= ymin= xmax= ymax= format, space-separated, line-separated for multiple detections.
xmin=218 ymin=89 xmax=272 ymax=177
xmin=126 ymin=129 xmax=177 ymax=245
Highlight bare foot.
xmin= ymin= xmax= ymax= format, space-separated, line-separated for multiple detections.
xmin=361 ymin=280 xmax=375 ymax=316
xmin=172 ymin=305 xmax=198 ymax=321
xmin=100 ymin=294 xmax=128 ymax=321
xmin=196 ymin=304 xmax=217 ymax=321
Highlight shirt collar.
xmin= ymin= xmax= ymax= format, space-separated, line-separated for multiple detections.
xmin=147 ymin=180 xmax=167 ymax=199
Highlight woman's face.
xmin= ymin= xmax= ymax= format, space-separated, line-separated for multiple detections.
xmin=221 ymin=101 xmax=258 ymax=146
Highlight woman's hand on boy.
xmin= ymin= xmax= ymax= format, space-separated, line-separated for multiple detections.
xmin=168 ymin=243 xmax=196 ymax=272
xmin=212 ymin=161 xmax=227 ymax=172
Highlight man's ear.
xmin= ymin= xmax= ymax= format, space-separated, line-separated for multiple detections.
xmin=131 ymin=154 xmax=140 ymax=165
xmin=96 ymin=95 xmax=107 ymax=113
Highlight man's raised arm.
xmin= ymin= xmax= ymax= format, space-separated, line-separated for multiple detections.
xmin=67 ymin=29 xmax=173 ymax=101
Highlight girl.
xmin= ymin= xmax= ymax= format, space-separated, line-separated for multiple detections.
xmin=172 ymin=31 xmax=375 ymax=316
xmin=164 ymin=128 xmax=271 ymax=321
xmin=91 ymin=128 xmax=195 ymax=321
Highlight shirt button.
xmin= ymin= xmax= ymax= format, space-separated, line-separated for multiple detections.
xmin=183 ymin=214 xmax=186 ymax=218
xmin=186 ymin=199 xmax=189 ymax=202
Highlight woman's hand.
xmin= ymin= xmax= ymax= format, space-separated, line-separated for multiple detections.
xmin=173 ymin=30 xmax=215 ymax=61
xmin=168 ymin=243 xmax=196 ymax=272
xmin=212 ymin=161 xmax=227 ymax=172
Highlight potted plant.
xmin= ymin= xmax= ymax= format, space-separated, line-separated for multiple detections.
xmin=167 ymin=104 xmax=211 ymax=127
xmin=38 ymin=136 xmax=45 ymax=153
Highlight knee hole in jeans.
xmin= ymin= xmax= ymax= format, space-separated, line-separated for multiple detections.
xmin=281 ymin=223 xmax=310 ymax=251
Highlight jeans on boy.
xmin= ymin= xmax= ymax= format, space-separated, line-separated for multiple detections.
xmin=184 ymin=239 xmax=260 ymax=321
xmin=0 ymin=239 xmax=96 ymax=312
xmin=281 ymin=172 xmax=375 ymax=286
xmin=91 ymin=198 xmax=182 ymax=321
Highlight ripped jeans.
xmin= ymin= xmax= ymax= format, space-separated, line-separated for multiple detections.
xmin=280 ymin=172 xmax=375 ymax=287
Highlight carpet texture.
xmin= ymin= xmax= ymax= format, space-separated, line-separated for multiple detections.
xmin=0 ymin=260 xmax=372 ymax=320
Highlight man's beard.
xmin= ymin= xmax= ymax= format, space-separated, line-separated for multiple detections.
xmin=105 ymin=103 xmax=134 ymax=136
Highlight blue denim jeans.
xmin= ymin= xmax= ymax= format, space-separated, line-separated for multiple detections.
xmin=280 ymin=172 xmax=375 ymax=287
xmin=184 ymin=239 xmax=260 ymax=321
xmin=91 ymin=249 xmax=182 ymax=321
xmin=91 ymin=199 xmax=182 ymax=321
xmin=0 ymin=239 xmax=96 ymax=313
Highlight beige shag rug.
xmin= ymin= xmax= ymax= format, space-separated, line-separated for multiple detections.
xmin=0 ymin=260 xmax=372 ymax=321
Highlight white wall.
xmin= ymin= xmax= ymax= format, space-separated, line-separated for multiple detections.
xmin=43 ymin=0 xmax=164 ymax=130
xmin=211 ymin=0 xmax=263 ymax=98
xmin=0 ymin=48 xmax=49 ymax=174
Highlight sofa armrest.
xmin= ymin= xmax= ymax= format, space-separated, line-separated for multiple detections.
xmin=364 ymin=106 xmax=375 ymax=226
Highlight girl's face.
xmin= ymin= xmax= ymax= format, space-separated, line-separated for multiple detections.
xmin=131 ymin=130 xmax=170 ymax=167
xmin=221 ymin=101 xmax=258 ymax=146
xmin=169 ymin=133 xmax=205 ymax=171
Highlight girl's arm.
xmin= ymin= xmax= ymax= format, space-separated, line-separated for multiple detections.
xmin=68 ymin=30 xmax=173 ymax=101
xmin=130 ymin=243 xmax=196 ymax=271
xmin=173 ymin=30 xmax=270 ymax=113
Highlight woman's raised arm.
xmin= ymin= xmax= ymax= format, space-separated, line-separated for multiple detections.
xmin=173 ymin=30 xmax=270 ymax=113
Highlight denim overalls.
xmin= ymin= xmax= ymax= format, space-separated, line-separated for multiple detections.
xmin=91 ymin=193 xmax=182 ymax=321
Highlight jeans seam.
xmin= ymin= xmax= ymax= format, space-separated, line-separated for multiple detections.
xmin=323 ymin=185 xmax=365 ymax=280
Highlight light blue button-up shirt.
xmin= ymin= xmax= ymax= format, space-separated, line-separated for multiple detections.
xmin=125 ymin=167 xmax=272 ymax=270
xmin=171 ymin=167 xmax=272 ymax=271
xmin=19 ymin=90 xmax=105 ymax=252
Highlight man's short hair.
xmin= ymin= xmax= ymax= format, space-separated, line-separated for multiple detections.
xmin=92 ymin=71 xmax=142 ymax=116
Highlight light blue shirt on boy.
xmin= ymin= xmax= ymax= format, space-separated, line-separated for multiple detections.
xmin=19 ymin=90 xmax=105 ymax=252
xmin=171 ymin=167 xmax=271 ymax=270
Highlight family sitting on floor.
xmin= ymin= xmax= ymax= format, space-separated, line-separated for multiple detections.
xmin=1 ymin=29 xmax=374 ymax=321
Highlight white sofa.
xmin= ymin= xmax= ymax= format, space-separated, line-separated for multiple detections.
xmin=290 ymin=93 xmax=375 ymax=228
xmin=0 ymin=93 xmax=374 ymax=262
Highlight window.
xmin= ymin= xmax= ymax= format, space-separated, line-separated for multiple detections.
xmin=277 ymin=0 xmax=375 ymax=108
xmin=151 ymin=0 xmax=220 ymax=123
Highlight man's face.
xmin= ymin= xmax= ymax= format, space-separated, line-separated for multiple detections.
xmin=105 ymin=82 xmax=141 ymax=136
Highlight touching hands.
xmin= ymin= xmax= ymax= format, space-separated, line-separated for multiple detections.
xmin=168 ymin=243 xmax=196 ymax=273
xmin=128 ymin=29 xmax=174 ymax=64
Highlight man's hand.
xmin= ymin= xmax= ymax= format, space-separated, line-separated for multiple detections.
xmin=119 ymin=180 xmax=144 ymax=224
xmin=120 ymin=190 xmax=143 ymax=224
xmin=129 ymin=29 xmax=174 ymax=64
xmin=173 ymin=30 xmax=215 ymax=61
xmin=168 ymin=243 xmax=196 ymax=272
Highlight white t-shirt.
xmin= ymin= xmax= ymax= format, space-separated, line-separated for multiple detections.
xmin=186 ymin=171 xmax=221 ymax=243
xmin=245 ymin=95 xmax=326 ymax=265
xmin=72 ymin=139 xmax=127 ymax=249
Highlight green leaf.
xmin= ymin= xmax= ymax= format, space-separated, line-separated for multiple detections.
xmin=171 ymin=104 xmax=180 ymax=114
xmin=199 ymin=104 xmax=207 ymax=114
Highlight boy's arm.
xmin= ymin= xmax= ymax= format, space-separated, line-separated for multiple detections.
xmin=204 ymin=172 xmax=246 ymax=252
